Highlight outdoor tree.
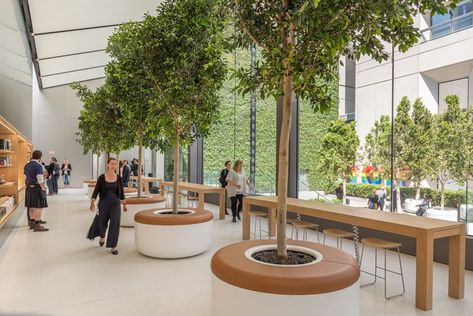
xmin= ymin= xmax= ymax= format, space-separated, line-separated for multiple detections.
xmin=364 ymin=115 xmax=392 ymax=184
xmin=318 ymin=119 xmax=359 ymax=204
xmin=392 ymin=97 xmax=415 ymax=211
xmin=432 ymin=95 xmax=469 ymax=209
xmin=107 ymin=0 xmax=227 ymax=209
xmin=409 ymin=98 xmax=435 ymax=199
xmin=232 ymin=0 xmax=456 ymax=258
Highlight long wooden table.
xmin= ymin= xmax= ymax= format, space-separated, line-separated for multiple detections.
xmin=242 ymin=196 xmax=465 ymax=311
xmin=160 ymin=181 xmax=226 ymax=220
xmin=129 ymin=176 xmax=163 ymax=195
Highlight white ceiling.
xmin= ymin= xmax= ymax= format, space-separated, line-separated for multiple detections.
xmin=24 ymin=0 xmax=163 ymax=88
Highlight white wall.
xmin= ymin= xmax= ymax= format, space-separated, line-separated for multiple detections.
xmin=32 ymin=76 xmax=103 ymax=187
xmin=0 ymin=0 xmax=32 ymax=138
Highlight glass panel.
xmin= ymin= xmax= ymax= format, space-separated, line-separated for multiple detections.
xmin=163 ymin=147 xmax=188 ymax=182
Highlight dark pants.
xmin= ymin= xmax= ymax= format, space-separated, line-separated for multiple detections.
xmin=52 ymin=175 xmax=59 ymax=193
xmin=230 ymin=194 xmax=243 ymax=218
xmin=99 ymin=203 xmax=121 ymax=248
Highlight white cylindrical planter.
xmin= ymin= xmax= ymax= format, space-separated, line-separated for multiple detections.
xmin=121 ymin=196 xmax=165 ymax=227
xmin=87 ymin=184 xmax=96 ymax=199
xmin=211 ymin=240 xmax=360 ymax=316
xmin=134 ymin=208 xmax=213 ymax=258
xmin=83 ymin=180 xmax=96 ymax=195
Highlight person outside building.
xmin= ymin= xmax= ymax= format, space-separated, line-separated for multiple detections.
xmin=61 ymin=160 xmax=71 ymax=187
xmin=376 ymin=186 xmax=387 ymax=211
xmin=367 ymin=189 xmax=378 ymax=209
xmin=226 ymin=160 xmax=248 ymax=223
xmin=24 ymin=150 xmax=49 ymax=232
xmin=88 ymin=158 xmax=126 ymax=255
xmin=219 ymin=160 xmax=231 ymax=215
xmin=335 ymin=183 xmax=343 ymax=200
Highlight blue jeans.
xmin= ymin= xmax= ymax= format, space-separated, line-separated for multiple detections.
xmin=63 ymin=174 xmax=70 ymax=186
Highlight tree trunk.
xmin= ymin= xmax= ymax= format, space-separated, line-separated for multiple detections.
xmin=172 ymin=137 xmax=180 ymax=214
xmin=95 ymin=152 xmax=100 ymax=179
xmin=342 ymin=177 xmax=347 ymax=205
xmin=415 ymin=183 xmax=420 ymax=200
xmin=396 ymin=180 xmax=402 ymax=212
xmin=137 ymin=143 xmax=143 ymax=198
xmin=440 ymin=180 xmax=445 ymax=210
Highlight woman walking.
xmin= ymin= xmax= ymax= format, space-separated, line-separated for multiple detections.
xmin=88 ymin=158 xmax=127 ymax=255
xmin=226 ymin=160 xmax=248 ymax=223
xmin=61 ymin=159 xmax=71 ymax=187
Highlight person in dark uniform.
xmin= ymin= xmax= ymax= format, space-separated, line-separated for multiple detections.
xmin=24 ymin=150 xmax=49 ymax=232
xmin=219 ymin=160 xmax=231 ymax=215
xmin=88 ymin=158 xmax=127 ymax=255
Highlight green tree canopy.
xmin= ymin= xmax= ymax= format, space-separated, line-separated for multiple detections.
xmin=106 ymin=0 xmax=227 ymax=206
xmin=318 ymin=119 xmax=359 ymax=202
xmin=365 ymin=115 xmax=392 ymax=182
xmin=432 ymin=95 xmax=470 ymax=208
xmin=232 ymin=0 xmax=457 ymax=257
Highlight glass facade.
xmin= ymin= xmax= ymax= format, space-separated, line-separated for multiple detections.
xmin=431 ymin=0 xmax=473 ymax=39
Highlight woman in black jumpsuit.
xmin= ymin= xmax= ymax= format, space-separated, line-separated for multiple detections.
xmin=88 ymin=158 xmax=127 ymax=255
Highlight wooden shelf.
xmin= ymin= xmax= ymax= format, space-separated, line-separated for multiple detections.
xmin=0 ymin=182 xmax=16 ymax=187
xmin=0 ymin=115 xmax=32 ymax=229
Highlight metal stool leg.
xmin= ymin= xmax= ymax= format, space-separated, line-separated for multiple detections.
xmin=258 ymin=216 xmax=262 ymax=240
xmin=315 ymin=227 xmax=320 ymax=243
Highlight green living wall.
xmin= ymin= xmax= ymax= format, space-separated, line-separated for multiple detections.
xmin=203 ymin=46 xmax=338 ymax=194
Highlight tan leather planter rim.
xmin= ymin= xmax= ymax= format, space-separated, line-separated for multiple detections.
xmin=88 ymin=183 xmax=96 ymax=187
xmin=125 ymin=196 xmax=165 ymax=205
xmin=211 ymin=240 xmax=360 ymax=295
xmin=134 ymin=208 xmax=213 ymax=226
xmin=124 ymin=188 xmax=138 ymax=193
xmin=84 ymin=180 xmax=96 ymax=184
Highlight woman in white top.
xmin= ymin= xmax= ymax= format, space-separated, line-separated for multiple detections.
xmin=226 ymin=160 xmax=248 ymax=222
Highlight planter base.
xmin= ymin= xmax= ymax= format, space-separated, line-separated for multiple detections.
xmin=134 ymin=208 xmax=213 ymax=258
xmin=211 ymin=240 xmax=360 ymax=316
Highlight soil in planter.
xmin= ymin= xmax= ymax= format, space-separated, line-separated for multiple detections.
xmin=252 ymin=250 xmax=316 ymax=265
xmin=158 ymin=211 xmax=192 ymax=215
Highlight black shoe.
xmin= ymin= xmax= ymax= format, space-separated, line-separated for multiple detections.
xmin=29 ymin=220 xmax=35 ymax=229
xmin=99 ymin=239 xmax=105 ymax=247
xmin=33 ymin=223 xmax=49 ymax=232
xmin=39 ymin=220 xmax=47 ymax=224
xmin=225 ymin=210 xmax=229 ymax=215
xmin=232 ymin=217 xmax=236 ymax=223
xmin=111 ymin=249 xmax=118 ymax=255
xmin=237 ymin=213 xmax=241 ymax=221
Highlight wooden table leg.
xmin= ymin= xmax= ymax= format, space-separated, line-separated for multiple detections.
xmin=219 ymin=190 xmax=225 ymax=220
xmin=242 ymin=198 xmax=250 ymax=240
xmin=197 ymin=191 xmax=205 ymax=211
xmin=448 ymin=227 xmax=465 ymax=299
xmin=416 ymin=231 xmax=434 ymax=311
xmin=160 ymin=182 xmax=164 ymax=196
xmin=268 ymin=207 xmax=276 ymax=237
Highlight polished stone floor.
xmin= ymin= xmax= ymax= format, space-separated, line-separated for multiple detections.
xmin=0 ymin=189 xmax=471 ymax=315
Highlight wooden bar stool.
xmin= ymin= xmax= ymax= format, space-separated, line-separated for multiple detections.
xmin=248 ymin=211 xmax=268 ymax=240
xmin=288 ymin=220 xmax=320 ymax=242
xmin=360 ymin=237 xmax=405 ymax=300
xmin=323 ymin=228 xmax=356 ymax=250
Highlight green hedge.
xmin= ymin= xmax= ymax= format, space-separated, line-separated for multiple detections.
xmin=344 ymin=183 xmax=466 ymax=208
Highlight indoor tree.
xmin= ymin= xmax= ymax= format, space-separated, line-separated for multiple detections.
xmin=232 ymin=0 xmax=456 ymax=257
xmin=72 ymin=83 xmax=134 ymax=180
xmin=318 ymin=119 xmax=359 ymax=204
xmin=106 ymin=21 xmax=166 ymax=198
xmin=107 ymin=0 xmax=227 ymax=209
